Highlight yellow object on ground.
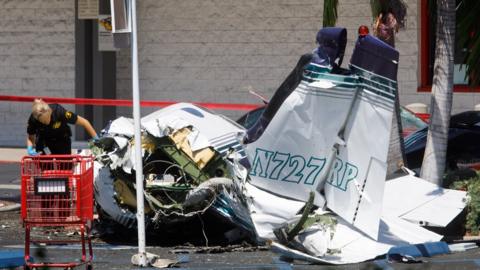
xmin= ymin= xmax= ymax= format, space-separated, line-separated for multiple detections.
xmin=169 ymin=127 xmax=215 ymax=169
xmin=113 ymin=179 xmax=152 ymax=214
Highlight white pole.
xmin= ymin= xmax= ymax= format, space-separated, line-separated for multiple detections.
xmin=131 ymin=0 xmax=147 ymax=266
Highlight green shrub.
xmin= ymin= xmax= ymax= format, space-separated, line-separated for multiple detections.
xmin=450 ymin=171 xmax=480 ymax=234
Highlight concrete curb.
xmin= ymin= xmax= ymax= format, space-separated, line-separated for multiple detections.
xmin=0 ymin=146 xmax=89 ymax=163
xmin=0 ymin=148 xmax=24 ymax=163
xmin=0 ymin=203 xmax=21 ymax=212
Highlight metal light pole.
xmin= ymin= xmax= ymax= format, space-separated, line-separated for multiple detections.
xmin=131 ymin=0 xmax=147 ymax=266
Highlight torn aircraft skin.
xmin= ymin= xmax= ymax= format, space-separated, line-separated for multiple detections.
xmin=92 ymin=103 xmax=256 ymax=243
xmin=245 ymin=27 xmax=396 ymax=240
xmin=91 ymin=26 xmax=467 ymax=264
xmin=243 ymin=27 xmax=467 ymax=264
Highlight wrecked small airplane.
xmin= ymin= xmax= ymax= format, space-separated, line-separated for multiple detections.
xmin=91 ymin=103 xmax=255 ymax=242
xmin=91 ymin=27 xmax=469 ymax=264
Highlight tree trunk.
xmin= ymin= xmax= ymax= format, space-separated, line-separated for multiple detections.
xmin=420 ymin=0 xmax=455 ymax=186
xmin=386 ymin=95 xmax=406 ymax=177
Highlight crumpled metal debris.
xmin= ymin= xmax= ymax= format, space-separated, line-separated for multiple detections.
xmin=131 ymin=252 xmax=178 ymax=268
xmin=272 ymin=192 xmax=337 ymax=258
xmin=92 ymin=103 xmax=254 ymax=242
xmin=0 ymin=200 xmax=21 ymax=212
xmin=91 ymin=28 xmax=471 ymax=266
xmin=240 ymin=28 xmax=468 ymax=264
xmin=170 ymin=243 xmax=269 ymax=254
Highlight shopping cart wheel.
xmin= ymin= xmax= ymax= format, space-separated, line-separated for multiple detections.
xmin=86 ymin=264 xmax=93 ymax=270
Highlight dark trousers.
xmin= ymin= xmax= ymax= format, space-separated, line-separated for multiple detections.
xmin=36 ymin=137 xmax=72 ymax=155
xmin=36 ymin=138 xmax=73 ymax=171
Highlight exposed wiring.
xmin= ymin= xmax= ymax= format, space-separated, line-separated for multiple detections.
xmin=152 ymin=191 xmax=217 ymax=220
xmin=143 ymin=159 xmax=188 ymax=185
xmin=197 ymin=213 xmax=209 ymax=247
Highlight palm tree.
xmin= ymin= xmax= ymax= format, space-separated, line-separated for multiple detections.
xmin=420 ymin=0 xmax=456 ymax=185
xmin=323 ymin=0 xmax=338 ymax=27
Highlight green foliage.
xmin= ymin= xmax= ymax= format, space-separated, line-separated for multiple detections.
xmin=323 ymin=0 xmax=338 ymax=27
xmin=450 ymin=171 xmax=480 ymax=234
xmin=370 ymin=0 xmax=383 ymax=19
xmin=457 ymin=0 xmax=480 ymax=86
xmin=443 ymin=168 xmax=477 ymax=188
xmin=431 ymin=0 xmax=480 ymax=86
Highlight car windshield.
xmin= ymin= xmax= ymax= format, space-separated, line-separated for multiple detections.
xmin=237 ymin=107 xmax=265 ymax=129
xmin=238 ymin=106 xmax=428 ymax=138
xmin=400 ymin=107 xmax=428 ymax=137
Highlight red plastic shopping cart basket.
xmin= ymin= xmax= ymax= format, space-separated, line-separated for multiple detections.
xmin=21 ymin=155 xmax=94 ymax=270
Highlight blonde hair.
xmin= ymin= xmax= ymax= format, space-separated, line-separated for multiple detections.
xmin=32 ymin=99 xmax=51 ymax=119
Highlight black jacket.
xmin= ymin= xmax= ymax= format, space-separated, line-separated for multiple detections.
xmin=27 ymin=104 xmax=78 ymax=142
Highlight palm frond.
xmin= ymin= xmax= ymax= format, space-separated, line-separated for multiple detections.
xmin=370 ymin=0 xmax=383 ymax=19
xmin=323 ymin=0 xmax=338 ymax=27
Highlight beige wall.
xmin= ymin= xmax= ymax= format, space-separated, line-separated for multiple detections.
xmin=0 ymin=0 xmax=75 ymax=146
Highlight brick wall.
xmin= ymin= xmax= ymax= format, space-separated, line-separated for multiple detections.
xmin=0 ymin=0 xmax=75 ymax=146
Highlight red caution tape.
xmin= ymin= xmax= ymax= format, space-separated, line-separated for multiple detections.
xmin=0 ymin=95 xmax=260 ymax=111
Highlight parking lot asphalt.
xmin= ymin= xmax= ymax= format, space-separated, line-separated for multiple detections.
xmin=1 ymin=152 xmax=480 ymax=269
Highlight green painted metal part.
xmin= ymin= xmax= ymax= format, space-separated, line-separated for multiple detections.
xmin=154 ymin=136 xmax=231 ymax=186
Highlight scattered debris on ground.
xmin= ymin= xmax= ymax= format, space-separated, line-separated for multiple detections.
xmin=171 ymin=243 xmax=269 ymax=254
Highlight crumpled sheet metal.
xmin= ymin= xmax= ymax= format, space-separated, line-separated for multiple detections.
xmin=92 ymin=102 xmax=468 ymax=265
xmin=92 ymin=99 xmax=467 ymax=265
xmin=246 ymin=162 xmax=462 ymax=263
xmin=141 ymin=103 xmax=249 ymax=164
xmin=383 ymin=172 xmax=467 ymax=227
xmin=252 ymin=174 xmax=465 ymax=264
xmin=131 ymin=252 xmax=178 ymax=268
xmin=237 ymin=30 xmax=469 ymax=265
xmin=105 ymin=103 xmax=247 ymax=167
xmin=93 ymin=103 xmax=254 ymax=237
xmin=170 ymin=127 xmax=215 ymax=169
xmin=94 ymin=165 xmax=136 ymax=229
xmin=108 ymin=117 xmax=135 ymax=137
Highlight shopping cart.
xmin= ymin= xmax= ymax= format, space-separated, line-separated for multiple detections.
xmin=21 ymin=155 xmax=94 ymax=270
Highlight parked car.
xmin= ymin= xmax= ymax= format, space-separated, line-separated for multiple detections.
xmin=400 ymin=106 xmax=429 ymax=137
xmin=404 ymin=110 xmax=480 ymax=172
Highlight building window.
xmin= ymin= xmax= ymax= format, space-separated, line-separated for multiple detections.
xmin=419 ymin=0 xmax=479 ymax=92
